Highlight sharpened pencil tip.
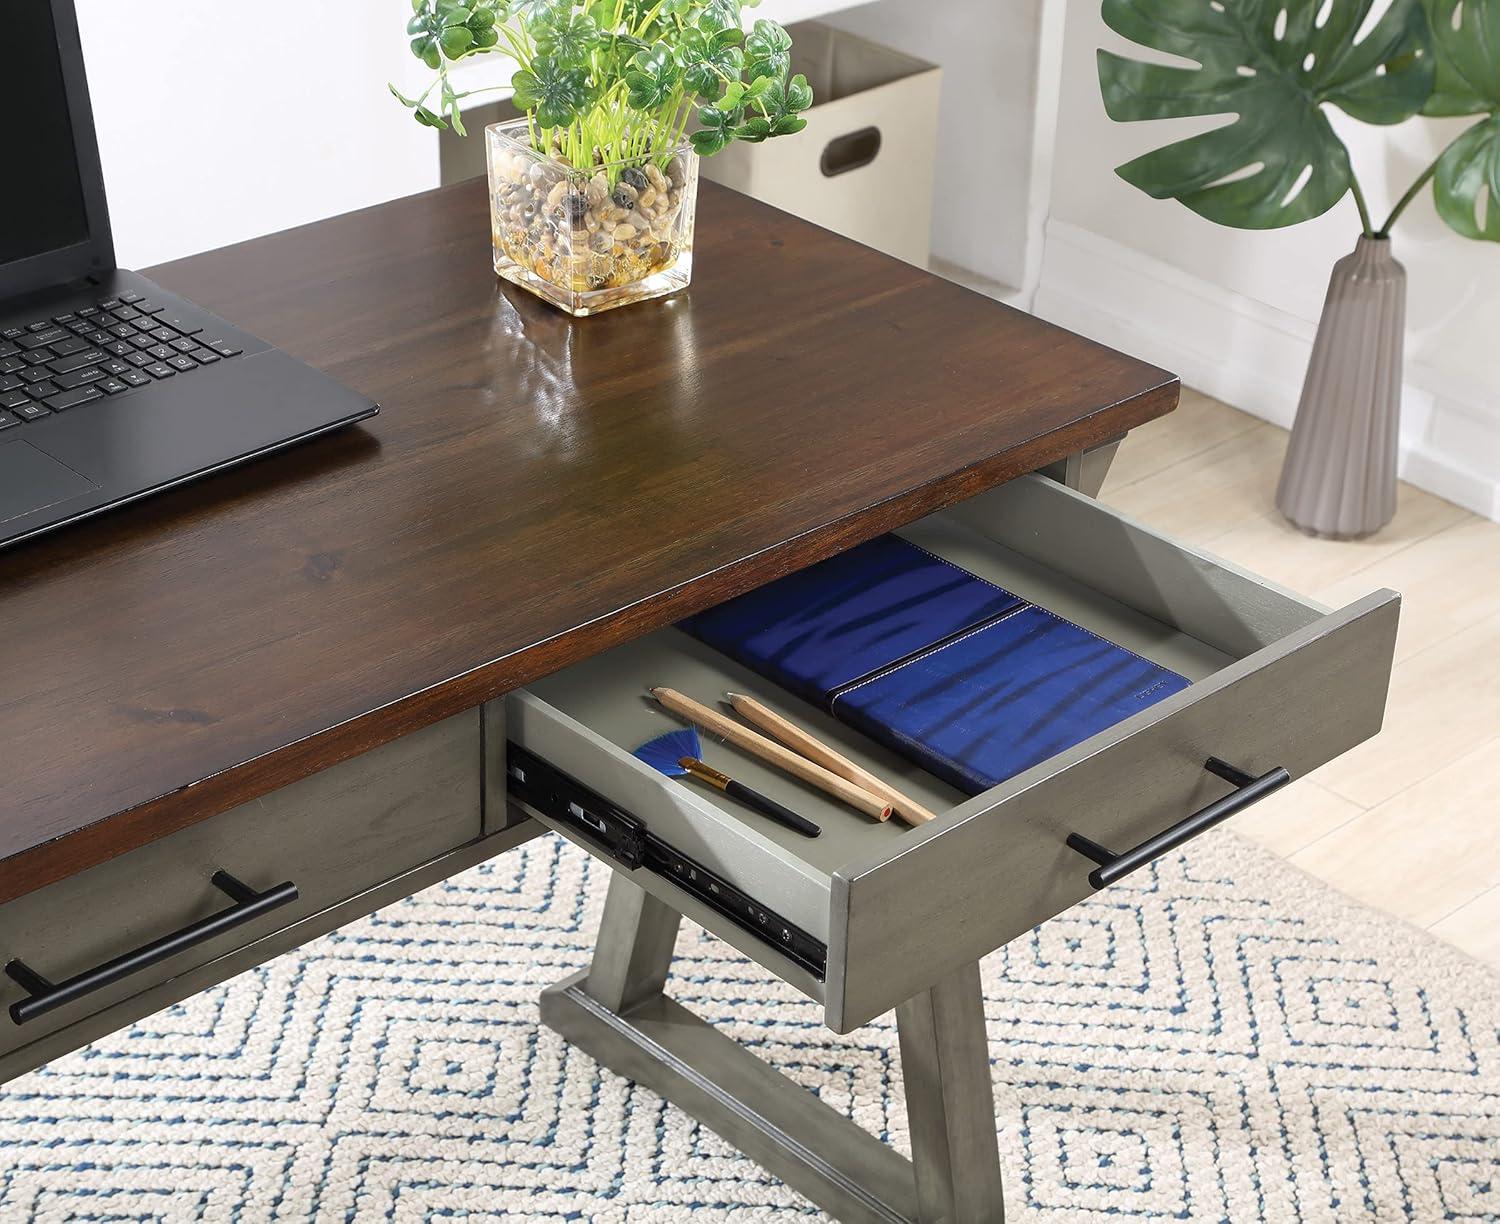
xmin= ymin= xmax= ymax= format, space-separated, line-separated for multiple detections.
xmin=724 ymin=692 xmax=743 ymax=703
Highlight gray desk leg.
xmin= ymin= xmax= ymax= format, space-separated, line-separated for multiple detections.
xmin=1040 ymin=435 xmax=1123 ymax=498
xmin=582 ymin=869 xmax=681 ymax=1013
xmin=898 ymin=961 xmax=1005 ymax=1222
xmin=542 ymin=871 xmax=1004 ymax=1223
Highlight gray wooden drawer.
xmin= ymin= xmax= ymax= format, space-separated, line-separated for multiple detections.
xmin=0 ymin=710 xmax=481 ymax=1060
xmin=508 ymin=475 xmax=1399 ymax=1032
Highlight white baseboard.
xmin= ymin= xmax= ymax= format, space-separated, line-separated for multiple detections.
xmin=1032 ymin=219 xmax=1500 ymax=522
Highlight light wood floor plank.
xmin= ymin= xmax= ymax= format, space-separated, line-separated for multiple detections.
xmin=1429 ymin=886 xmax=1500 ymax=971
xmin=1233 ymin=779 xmax=1367 ymax=859
xmin=1104 ymin=388 xmax=1263 ymax=493
xmin=1311 ymin=610 xmax=1500 ymax=809
xmin=1101 ymin=424 xmax=1290 ymax=546
xmin=1111 ymin=390 xmax=1494 ymax=952
xmin=1194 ymin=488 xmax=1469 ymax=597
xmin=1291 ymin=735 xmax=1500 ymax=928
xmin=1315 ymin=516 xmax=1500 ymax=663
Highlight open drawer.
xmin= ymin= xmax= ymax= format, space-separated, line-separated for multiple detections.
xmin=507 ymin=475 xmax=1399 ymax=1032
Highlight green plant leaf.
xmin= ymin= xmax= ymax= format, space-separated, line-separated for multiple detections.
xmin=697 ymin=8 xmax=742 ymax=44
xmin=697 ymin=102 xmax=738 ymax=129
xmin=1097 ymin=0 xmax=1434 ymax=229
xmin=693 ymin=96 xmax=741 ymax=155
xmin=1422 ymin=0 xmax=1500 ymax=114
xmin=735 ymin=115 xmax=772 ymax=141
xmin=410 ymin=34 xmax=440 ymax=67
xmin=625 ymin=43 xmax=681 ymax=109
xmin=439 ymin=23 xmax=475 ymax=57
xmin=700 ymin=0 xmax=743 ymax=32
xmin=745 ymin=18 xmax=792 ymax=80
xmin=681 ymin=26 xmax=744 ymax=99
xmin=512 ymin=55 xmax=592 ymax=128
xmin=756 ymin=76 xmax=785 ymax=113
xmin=770 ymin=113 xmax=806 ymax=135
xmin=535 ymin=9 xmax=598 ymax=62
xmin=690 ymin=127 xmax=730 ymax=155
xmin=1432 ymin=112 xmax=1500 ymax=239
xmin=785 ymin=71 xmax=813 ymax=113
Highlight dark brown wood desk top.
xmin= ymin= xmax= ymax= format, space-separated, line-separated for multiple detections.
xmin=0 ymin=179 xmax=1176 ymax=905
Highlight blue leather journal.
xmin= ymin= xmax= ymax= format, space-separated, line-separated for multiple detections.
xmin=679 ymin=535 xmax=1190 ymax=795
xmin=679 ymin=534 xmax=1024 ymax=707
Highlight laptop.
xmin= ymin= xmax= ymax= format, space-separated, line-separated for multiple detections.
xmin=0 ymin=0 xmax=378 ymax=550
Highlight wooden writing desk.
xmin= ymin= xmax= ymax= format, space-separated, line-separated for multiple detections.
xmin=0 ymin=180 xmax=1396 ymax=1222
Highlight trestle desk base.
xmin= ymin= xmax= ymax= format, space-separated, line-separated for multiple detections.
xmin=542 ymin=872 xmax=1007 ymax=1223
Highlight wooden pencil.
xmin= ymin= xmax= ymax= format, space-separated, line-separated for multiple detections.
xmin=649 ymin=687 xmax=894 ymax=822
xmin=725 ymin=692 xmax=939 ymax=827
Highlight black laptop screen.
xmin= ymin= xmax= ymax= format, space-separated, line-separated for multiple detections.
xmin=1 ymin=3 xmax=92 ymax=266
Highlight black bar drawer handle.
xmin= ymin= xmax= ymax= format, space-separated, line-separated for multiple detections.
xmin=1067 ymin=757 xmax=1290 ymax=889
xmin=4 ymin=870 xmax=298 ymax=1026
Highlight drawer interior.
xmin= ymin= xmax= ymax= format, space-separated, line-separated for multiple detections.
xmin=522 ymin=488 xmax=1277 ymax=868
xmin=514 ymin=475 xmax=1394 ymax=1024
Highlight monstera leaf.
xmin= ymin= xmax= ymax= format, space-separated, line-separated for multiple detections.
xmin=1098 ymin=0 xmax=1434 ymax=229
xmin=1431 ymin=115 xmax=1500 ymax=238
xmin=1422 ymin=0 xmax=1498 ymax=114
xmin=1421 ymin=0 xmax=1500 ymax=240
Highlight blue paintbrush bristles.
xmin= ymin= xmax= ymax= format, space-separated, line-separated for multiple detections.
xmin=633 ymin=727 xmax=703 ymax=776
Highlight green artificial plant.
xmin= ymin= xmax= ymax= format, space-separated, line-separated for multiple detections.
xmin=391 ymin=0 xmax=813 ymax=181
xmin=1097 ymin=0 xmax=1500 ymax=241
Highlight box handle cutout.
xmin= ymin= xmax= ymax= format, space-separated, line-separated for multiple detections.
xmin=821 ymin=127 xmax=882 ymax=177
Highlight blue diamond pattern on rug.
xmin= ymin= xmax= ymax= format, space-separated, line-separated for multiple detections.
xmin=1 ymin=831 xmax=1497 ymax=1221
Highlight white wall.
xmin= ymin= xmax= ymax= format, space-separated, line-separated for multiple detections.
xmin=76 ymin=0 xmax=439 ymax=270
xmin=1034 ymin=1 xmax=1500 ymax=519
xmin=75 ymin=0 xmax=881 ymax=272
xmin=826 ymin=0 xmax=1061 ymax=292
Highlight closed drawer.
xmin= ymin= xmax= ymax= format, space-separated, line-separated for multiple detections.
xmin=0 ymin=710 xmax=481 ymax=1059
xmin=508 ymin=475 xmax=1399 ymax=1032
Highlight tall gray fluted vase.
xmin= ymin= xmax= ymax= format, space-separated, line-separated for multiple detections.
xmin=1276 ymin=236 xmax=1405 ymax=539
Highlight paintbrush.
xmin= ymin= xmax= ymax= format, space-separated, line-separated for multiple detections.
xmin=650 ymin=686 xmax=894 ymax=821
xmin=634 ymin=726 xmax=821 ymax=838
xmin=725 ymin=692 xmax=938 ymax=827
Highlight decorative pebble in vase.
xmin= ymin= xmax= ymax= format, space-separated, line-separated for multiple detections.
xmin=487 ymin=120 xmax=699 ymax=317
xmin=1276 ymin=236 xmax=1406 ymax=539
xmin=392 ymin=2 xmax=815 ymax=319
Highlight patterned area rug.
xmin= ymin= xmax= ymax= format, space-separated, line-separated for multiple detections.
xmin=2 ymin=830 xmax=1497 ymax=1221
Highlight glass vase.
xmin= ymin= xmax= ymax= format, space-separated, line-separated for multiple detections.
xmin=486 ymin=118 xmax=699 ymax=317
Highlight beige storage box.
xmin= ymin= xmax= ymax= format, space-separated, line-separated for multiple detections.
xmin=703 ymin=22 xmax=941 ymax=266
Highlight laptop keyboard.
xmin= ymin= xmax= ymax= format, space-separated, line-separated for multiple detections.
xmin=0 ymin=290 xmax=242 ymax=431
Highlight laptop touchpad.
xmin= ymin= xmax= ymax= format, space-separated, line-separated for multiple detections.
xmin=0 ymin=440 xmax=100 ymax=524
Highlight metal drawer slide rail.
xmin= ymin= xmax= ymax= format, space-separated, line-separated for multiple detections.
xmin=506 ymin=743 xmax=827 ymax=979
